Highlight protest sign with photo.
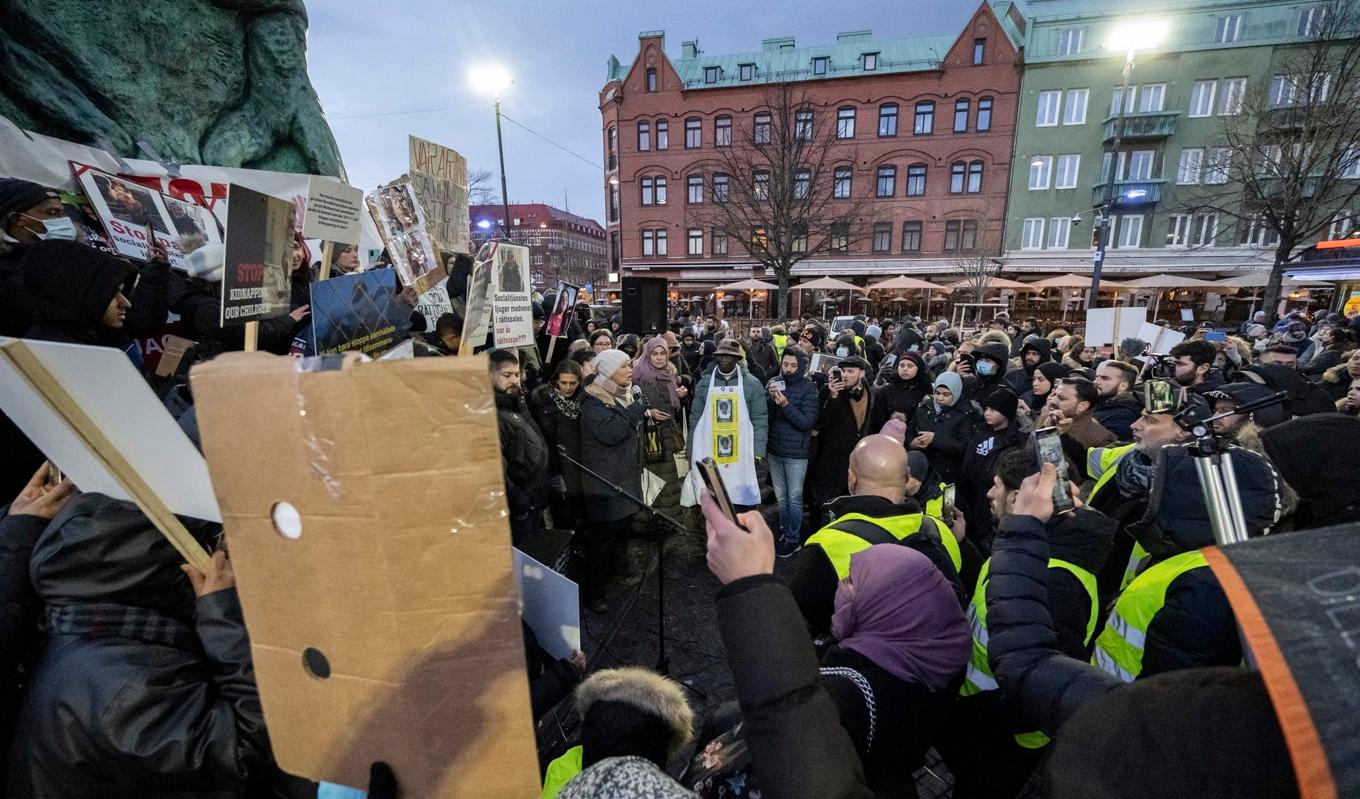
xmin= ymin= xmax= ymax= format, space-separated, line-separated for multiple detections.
xmin=221 ymin=184 xmax=293 ymax=327
xmin=73 ymin=163 xmax=192 ymax=269
xmin=460 ymin=243 xmax=496 ymax=349
xmin=545 ymin=282 xmax=579 ymax=337
xmin=308 ymin=268 xmax=411 ymax=357
xmin=162 ymin=193 xmax=221 ymax=256
xmin=491 ymin=242 xmax=533 ymax=349
xmin=367 ymin=180 xmax=443 ymax=295
xmin=57 ymin=189 xmax=119 ymax=257
xmin=408 ymin=136 xmax=471 ymax=257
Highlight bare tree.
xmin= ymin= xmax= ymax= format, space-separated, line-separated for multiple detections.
xmin=468 ymin=168 xmax=498 ymax=206
xmin=1180 ymin=0 xmax=1360 ymax=320
xmin=686 ymin=86 xmax=873 ymax=318
xmin=951 ymin=226 xmax=1008 ymax=305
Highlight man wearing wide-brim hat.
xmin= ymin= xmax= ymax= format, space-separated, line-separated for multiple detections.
xmin=682 ymin=338 xmax=768 ymax=509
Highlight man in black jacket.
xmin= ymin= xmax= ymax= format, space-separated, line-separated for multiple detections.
xmin=490 ymin=349 xmax=550 ymax=541
xmin=806 ymin=356 xmax=876 ymax=515
xmin=1004 ymin=337 xmax=1052 ymax=396
xmin=1092 ymin=360 xmax=1140 ymax=441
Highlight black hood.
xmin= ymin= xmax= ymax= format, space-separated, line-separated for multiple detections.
xmin=21 ymin=239 xmax=134 ymax=336
xmin=974 ymin=341 xmax=1010 ymax=374
xmin=1046 ymin=507 xmax=1117 ymax=575
xmin=1019 ymin=337 xmax=1053 ymax=370
xmin=29 ymin=493 xmax=221 ymax=622
xmin=1262 ymin=414 xmax=1360 ymax=528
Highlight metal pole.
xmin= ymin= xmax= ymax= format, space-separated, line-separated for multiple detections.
xmin=1090 ymin=49 xmax=1135 ymax=307
xmin=494 ymin=94 xmax=513 ymax=241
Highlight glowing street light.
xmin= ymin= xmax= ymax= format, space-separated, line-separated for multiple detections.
xmin=469 ymin=64 xmax=514 ymax=240
xmin=1106 ymin=18 xmax=1168 ymax=54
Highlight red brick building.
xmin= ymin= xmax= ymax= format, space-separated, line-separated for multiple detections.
xmin=469 ymin=203 xmax=608 ymax=292
xmin=599 ymin=2 xmax=1024 ymax=302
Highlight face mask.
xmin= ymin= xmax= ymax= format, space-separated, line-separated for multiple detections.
xmin=836 ymin=347 xmax=849 ymax=358
xmin=975 ymin=360 xmax=996 ymax=377
xmin=24 ymin=214 xmax=77 ymax=242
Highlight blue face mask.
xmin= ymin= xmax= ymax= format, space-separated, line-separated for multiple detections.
xmin=26 ymin=214 xmax=77 ymax=242
xmin=975 ymin=360 xmax=996 ymax=377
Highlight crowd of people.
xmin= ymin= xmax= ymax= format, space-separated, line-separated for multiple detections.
xmin=4 ymin=171 xmax=1360 ymax=797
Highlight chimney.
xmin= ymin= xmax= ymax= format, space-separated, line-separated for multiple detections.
xmin=681 ymin=40 xmax=700 ymax=59
xmin=761 ymin=36 xmax=796 ymax=52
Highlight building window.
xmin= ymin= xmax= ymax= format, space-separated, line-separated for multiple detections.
xmin=1220 ymin=78 xmax=1247 ymax=115
xmin=901 ymin=221 xmax=923 ymax=251
xmin=637 ymin=121 xmax=650 ymax=151
xmin=655 ymin=229 xmax=668 ymax=255
xmin=1058 ymin=27 xmax=1085 ymax=56
xmin=795 ymin=109 xmax=814 ymax=140
xmin=977 ymin=97 xmax=993 ymax=131
xmin=739 ymin=63 xmax=754 ymax=81
xmin=656 ymin=119 xmax=669 ymax=149
xmin=1053 ymin=154 xmax=1080 ymax=188
xmin=1193 ymin=213 xmax=1219 ymax=246
xmin=967 ymin=160 xmax=984 ymax=193
xmin=872 ymin=222 xmax=891 ymax=252
xmin=684 ymin=117 xmax=701 ymax=148
xmin=876 ymin=165 xmax=896 ymax=197
xmin=954 ymin=99 xmax=970 ymax=132
xmin=830 ymin=222 xmax=849 ymax=252
xmin=1021 ymin=218 xmax=1045 ymax=250
xmin=790 ymin=223 xmax=807 ymax=253
xmin=1028 ymin=155 xmax=1053 ymax=190
xmin=715 ymin=115 xmax=732 ymax=146
xmin=950 ymin=161 xmax=967 ymax=193
xmin=1269 ymin=75 xmax=1296 ymax=107
xmin=878 ymin=103 xmax=899 ymax=136
xmin=914 ymin=101 xmax=934 ymax=134
xmin=863 ymin=53 xmax=878 ymax=70
xmin=713 ymin=173 xmax=730 ymax=202
xmin=1245 ymin=216 xmax=1281 ymax=247
xmin=1048 ymin=216 xmax=1072 ymax=248
xmin=646 ymin=68 xmax=657 ymax=92
xmin=712 ymin=229 xmax=728 ymax=255
xmin=837 ymin=106 xmax=856 ymax=139
xmin=1138 ymin=84 xmax=1167 ymax=113
xmin=1064 ymin=89 xmax=1088 ymax=124
xmin=688 ymin=227 xmax=704 ymax=255
xmin=813 ymin=57 xmax=829 ymax=75
xmin=945 ymin=221 xmax=959 ymax=250
xmin=973 ymin=38 xmax=986 ymax=65
xmin=1036 ymin=90 xmax=1061 ymax=126
xmin=642 ymin=229 xmax=653 ymax=256
xmin=1178 ymin=148 xmax=1204 ymax=184
xmin=1299 ymin=5 xmax=1328 ymax=36
xmin=833 ymin=166 xmax=853 ymax=198
xmin=687 ymin=175 xmax=703 ymax=203
xmin=1116 ymin=215 xmax=1143 ymax=249
xmin=1189 ymin=80 xmax=1217 ymax=117
xmin=640 ymin=176 xmax=654 ymax=205
xmin=608 ymin=183 xmax=619 ymax=222
xmin=794 ymin=169 xmax=811 ymax=200
xmin=1129 ymin=150 xmax=1155 ymax=180
xmin=607 ymin=126 xmax=617 ymax=170
xmin=705 ymin=66 xmax=720 ymax=84
xmin=1216 ymin=14 xmax=1242 ymax=43
xmin=944 ymin=220 xmax=979 ymax=251
xmin=753 ymin=171 xmax=770 ymax=201
xmin=1167 ymin=214 xmax=1189 ymax=247
xmin=754 ymin=112 xmax=771 ymax=144
xmin=1204 ymin=148 xmax=1231 ymax=184
xmin=906 ymin=163 xmax=927 ymax=196
xmin=1110 ymin=85 xmax=1136 ymax=116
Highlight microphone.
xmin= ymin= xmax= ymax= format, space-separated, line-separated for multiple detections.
xmin=632 ymin=385 xmax=648 ymax=407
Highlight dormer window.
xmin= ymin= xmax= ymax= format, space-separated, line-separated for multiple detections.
xmin=813 ymin=57 xmax=829 ymax=75
xmin=739 ymin=63 xmax=754 ymax=81
xmin=863 ymin=53 xmax=878 ymax=70
xmin=704 ymin=66 xmax=721 ymax=84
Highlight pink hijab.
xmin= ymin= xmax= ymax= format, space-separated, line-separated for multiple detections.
xmin=831 ymin=545 xmax=971 ymax=692
xmin=632 ymin=335 xmax=680 ymax=410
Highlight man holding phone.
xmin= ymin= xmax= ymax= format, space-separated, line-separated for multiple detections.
xmin=807 ymin=356 xmax=876 ymax=517
xmin=766 ymin=348 xmax=820 ymax=554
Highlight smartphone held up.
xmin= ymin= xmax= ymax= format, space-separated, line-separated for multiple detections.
xmin=1031 ymin=427 xmax=1075 ymax=514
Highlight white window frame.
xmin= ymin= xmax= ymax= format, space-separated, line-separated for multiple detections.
xmin=1021 ymin=218 xmax=1046 ymax=250
xmin=1329 ymin=212 xmax=1355 ymax=240
xmin=1063 ymin=89 xmax=1089 ymax=125
xmin=863 ymin=52 xmax=878 ymax=71
xmin=836 ymin=107 xmax=856 ymax=139
xmin=1028 ymin=155 xmax=1053 ymax=190
xmin=812 ymin=57 xmax=829 ymax=75
xmin=1055 ymin=154 xmax=1081 ymax=189
xmin=1341 ymin=146 xmax=1360 ymax=179
xmin=1192 ymin=213 xmax=1219 ymax=247
xmin=1110 ymin=85 xmax=1136 ymax=116
xmin=1138 ymin=83 xmax=1167 ymax=113
xmin=687 ymin=227 xmax=704 ymax=256
xmin=1178 ymin=148 xmax=1204 ymax=184
xmin=1116 ymin=215 xmax=1144 ymax=249
xmin=1300 ymin=6 xmax=1328 ymax=37
xmin=739 ymin=63 xmax=754 ymax=81
xmin=1216 ymin=14 xmax=1243 ymax=43
xmin=1189 ymin=80 xmax=1217 ymax=117
xmin=1036 ymin=91 xmax=1061 ymax=127
xmin=642 ymin=229 xmax=654 ymax=256
xmin=1167 ymin=214 xmax=1190 ymax=248
xmin=1048 ymin=216 xmax=1072 ymax=249
xmin=1126 ymin=150 xmax=1155 ymax=181
xmin=1270 ymin=75 xmax=1296 ymax=107
xmin=1247 ymin=217 xmax=1280 ymax=247
xmin=1220 ymin=78 xmax=1247 ymax=115
xmin=654 ymin=228 xmax=668 ymax=256
xmin=1204 ymin=148 xmax=1231 ymax=184
xmin=1058 ymin=27 xmax=1085 ymax=56
xmin=871 ymin=221 xmax=892 ymax=252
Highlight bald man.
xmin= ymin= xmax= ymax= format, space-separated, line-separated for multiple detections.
xmin=782 ymin=435 xmax=966 ymax=637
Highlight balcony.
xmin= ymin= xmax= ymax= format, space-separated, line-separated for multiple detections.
xmin=1102 ymin=111 xmax=1178 ymax=142
xmin=1091 ymin=179 xmax=1167 ymax=207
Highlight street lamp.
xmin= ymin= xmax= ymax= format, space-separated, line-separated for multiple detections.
xmin=469 ymin=64 xmax=514 ymax=241
xmin=1090 ymin=18 xmax=1168 ymax=306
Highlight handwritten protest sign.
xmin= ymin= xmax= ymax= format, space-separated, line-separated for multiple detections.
xmin=491 ymin=243 xmax=534 ymax=349
xmin=408 ymin=136 xmax=471 ymax=257
xmin=221 ymin=185 xmax=294 ymax=327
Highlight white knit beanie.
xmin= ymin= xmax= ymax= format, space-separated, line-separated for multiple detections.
xmin=594 ymin=349 xmax=630 ymax=381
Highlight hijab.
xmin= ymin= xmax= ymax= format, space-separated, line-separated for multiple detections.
xmin=831 ymin=545 xmax=971 ymax=692
xmin=931 ymin=372 xmax=963 ymax=412
xmin=633 ymin=336 xmax=680 ymax=410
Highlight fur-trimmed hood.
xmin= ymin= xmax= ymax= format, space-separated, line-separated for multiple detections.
xmin=574 ymin=667 xmax=695 ymax=757
xmin=975 ymin=329 xmax=1012 ymax=353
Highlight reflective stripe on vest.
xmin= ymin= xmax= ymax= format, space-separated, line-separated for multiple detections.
xmin=961 ymin=557 xmax=1099 ymax=749
xmin=807 ymin=511 xmax=963 ymax=579
xmin=1085 ymin=443 xmax=1136 ymax=505
xmin=541 ymin=745 xmax=583 ymax=799
xmin=1092 ymin=549 xmax=1211 ymax=683
xmin=1121 ymin=541 xmax=1150 ymax=592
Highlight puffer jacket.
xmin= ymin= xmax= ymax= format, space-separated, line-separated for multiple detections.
xmin=767 ymin=369 xmax=819 ymax=460
xmin=496 ymin=390 xmax=551 ymax=536
xmin=4 ymin=494 xmax=271 ymax=798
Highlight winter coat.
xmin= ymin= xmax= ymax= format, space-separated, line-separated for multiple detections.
xmin=496 ymin=390 xmax=551 ymax=535
xmin=808 ymin=385 xmax=876 ymax=505
xmin=636 ymin=378 xmax=685 ymax=520
xmin=579 ymin=391 xmax=647 ymax=524
xmin=679 ymin=341 xmax=703 ymax=376
xmin=688 ymin=364 xmax=769 ymax=457
xmin=957 ymin=422 xmax=1028 ymax=550
xmin=766 ymin=370 xmax=820 ymax=460
xmin=869 ymin=372 xmax=931 ymax=434
xmin=4 ymin=494 xmax=270 ymax=798
xmin=715 ymin=575 xmax=875 ymax=799
xmin=1300 ymin=346 xmax=1344 ymax=377
xmin=965 ymin=341 xmax=1011 ymax=402
xmin=747 ymin=339 xmax=778 ymax=382
xmin=0 ymin=243 xmax=31 ymax=339
xmin=1093 ymin=394 xmax=1141 ymax=442
xmin=912 ymin=400 xmax=978 ymax=484
xmin=530 ymin=385 xmax=584 ymax=497
xmin=20 ymin=240 xmax=135 ymax=346
xmin=1003 ymin=338 xmax=1052 ymax=396
xmin=0 ymin=512 xmax=46 ymax=779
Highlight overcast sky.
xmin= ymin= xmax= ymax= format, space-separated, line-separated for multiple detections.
xmin=307 ymin=0 xmax=976 ymax=224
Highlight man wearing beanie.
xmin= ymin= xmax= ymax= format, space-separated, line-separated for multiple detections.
xmin=959 ymin=388 xmax=1027 ymax=550
xmin=0 ymin=178 xmax=67 ymax=338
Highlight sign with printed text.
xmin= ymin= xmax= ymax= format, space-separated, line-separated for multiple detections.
xmin=308 ymin=268 xmax=410 ymax=357
xmin=301 ymin=177 xmax=363 ymax=245
xmin=491 ymin=242 xmax=533 ymax=349
xmin=72 ymin=163 xmax=192 ymax=270
xmin=220 ymin=184 xmax=293 ymax=327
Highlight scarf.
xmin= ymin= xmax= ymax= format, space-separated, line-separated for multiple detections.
xmin=632 ymin=336 xmax=680 ymax=410
xmin=1115 ymin=449 xmax=1156 ymax=499
xmin=44 ymin=602 xmax=201 ymax=651
xmin=585 ymin=377 xmax=633 ymax=408
xmin=831 ymin=545 xmax=971 ymax=692
xmin=932 ymin=372 xmax=963 ymax=413
xmin=549 ymin=388 xmax=581 ymax=420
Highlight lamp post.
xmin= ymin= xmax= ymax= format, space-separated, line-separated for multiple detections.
xmin=1090 ymin=19 xmax=1167 ymax=307
xmin=469 ymin=65 xmax=514 ymax=241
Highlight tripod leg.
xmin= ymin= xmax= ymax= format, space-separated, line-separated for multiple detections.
xmin=656 ymin=523 xmax=668 ymax=675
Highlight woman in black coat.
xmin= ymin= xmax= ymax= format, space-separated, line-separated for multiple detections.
xmin=911 ymin=372 xmax=977 ymax=484
xmin=1020 ymin=361 xmax=1069 ymax=421
xmin=531 ymin=359 xmax=587 ymax=531
xmin=870 ymin=351 xmax=932 ymax=433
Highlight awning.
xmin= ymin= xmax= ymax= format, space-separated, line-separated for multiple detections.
xmin=1119 ymin=274 xmax=1223 ymax=289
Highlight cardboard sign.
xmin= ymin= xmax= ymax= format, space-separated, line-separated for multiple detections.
xmin=221 ymin=184 xmax=294 ymax=327
xmin=1085 ymin=306 xmax=1147 ymax=347
xmin=189 ymin=354 xmax=540 ymax=796
xmin=512 ymin=548 xmax=581 ymax=661
xmin=73 ymin=163 xmax=191 ymax=269
xmin=366 ymin=180 xmax=443 ymax=295
xmin=408 ymin=136 xmax=471 ymax=257
xmin=1136 ymin=322 xmax=1186 ymax=354
xmin=491 ymin=242 xmax=534 ymax=349
xmin=308 ymin=268 xmax=411 ymax=357
xmin=302 ymin=177 xmax=364 ymax=246
xmin=545 ymin=282 xmax=579 ymax=337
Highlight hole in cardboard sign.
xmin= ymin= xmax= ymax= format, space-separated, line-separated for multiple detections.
xmin=302 ymin=647 xmax=331 ymax=679
xmin=271 ymin=502 xmax=302 ymax=540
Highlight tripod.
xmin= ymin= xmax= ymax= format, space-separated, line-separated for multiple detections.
xmin=556 ymin=445 xmax=689 ymax=676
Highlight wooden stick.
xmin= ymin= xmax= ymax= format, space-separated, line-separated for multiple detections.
xmin=0 ymin=341 xmax=212 ymax=573
xmin=545 ymin=335 xmax=558 ymax=364
xmin=319 ymin=240 xmax=335 ymax=281
xmin=244 ymin=321 xmax=259 ymax=353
